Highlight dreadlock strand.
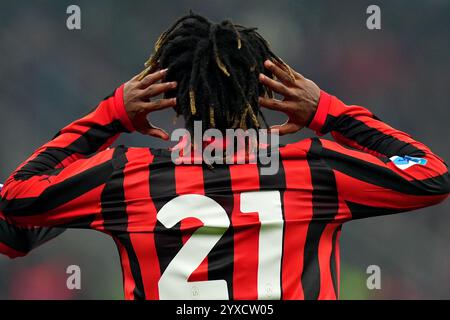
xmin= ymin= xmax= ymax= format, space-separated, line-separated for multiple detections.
xmin=211 ymin=25 xmax=231 ymax=77
xmin=226 ymin=20 xmax=242 ymax=50
xmin=246 ymin=104 xmax=260 ymax=128
xmin=189 ymin=88 xmax=197 ymax=115
xmin=215 ymin=54 xmax=230 ymax=77
xmin=209 ymin=106 xmax=216 ymax=128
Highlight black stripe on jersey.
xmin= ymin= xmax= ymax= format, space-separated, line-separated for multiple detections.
xmin=328 ymin=138 xmax=390 ymax=164
xmin=0 ymin=219 xmax=31 ymax=253
xmin=322 ymin=147 xmax=450 ymax=196
xmin=258 ymin=149 xmax=286 ymax=299
xmin=149 ymin=149 xmax=182 ymax=276
xmin=58 ymin=215 xmax=96 ymax=229
xmin=330 ymin=225 xmax=340 ymax=298
xmin=51 ymin=131 xmax=62 ymax=140
xmin=1 ymin=160 xmax=114 ymax=216
xmin=101 ymin=146 xmax=145 ymax=300
xmin=14 ymin=120 xmax=126 ymax=181
xmin=14 ymin=149 xmax=69 ymax=180
xmin=114 ymin=233 xmax=145 ymax=300
xmin=321 ymin=114 xmax=426 ymax=158
xmin=345 ymin=201 xmax=404 ymax=220
xmin=203 ymin=165 xmax=234 ymax=300
xmin=302 ymin=138 xmax=339 ymax=300
xmin=0 ymin=220 xmax=37 ymax=253
xmin=0 ymin=221 xmax=66 ymax=253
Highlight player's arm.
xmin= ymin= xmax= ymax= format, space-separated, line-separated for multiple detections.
xmin=0 ymin=213 xmax=65 ymax=259
xmin=306 ymin=91 xmax=449 ymax=219
xmin=0 ymin=182 xmax=65 ymax=258
xmin=0 ymin=71 xmax=177 ymax=227
xmin=259 ymin=60 xmax=450 ymax=219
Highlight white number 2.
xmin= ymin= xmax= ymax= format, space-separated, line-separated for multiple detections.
xmin=157 ymin=191 xmax=283 ymax=300
xmin=158 ymin=194 xmax=230 ymax=300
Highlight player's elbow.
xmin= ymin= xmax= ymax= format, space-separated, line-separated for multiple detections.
xmin=0 ymin=188 xmax=34 ymax=220
xmin=0 ymin=245 xmax=29 ymax=260
xmin=423 ymin=171 xmax=450 ymax=206
xmin=435 ymin=170 xmax=450 ymax=197
xmin=6 ymin=251 xmax=28 ymax=260
xmin=431 ymin=192 xmax=450 ymax=207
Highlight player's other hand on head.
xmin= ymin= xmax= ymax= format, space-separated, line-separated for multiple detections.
xmin=258 ymin=60 xmax=320 ymax=135
xmin=123 ymin=69 xmax=177 ymax=140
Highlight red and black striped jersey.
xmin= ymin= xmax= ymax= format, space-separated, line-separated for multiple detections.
xmin=0 ymin=213 xmax=64 ymax=259
xmin=0 ymin=84 xmax=449 ymax=300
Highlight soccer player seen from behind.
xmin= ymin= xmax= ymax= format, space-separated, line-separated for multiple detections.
xmin=0 ymin=13 xmax=449 ymax=300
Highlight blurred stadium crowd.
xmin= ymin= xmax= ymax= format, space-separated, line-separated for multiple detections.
xmin=0 ymin=0 xmax=449 ymax=299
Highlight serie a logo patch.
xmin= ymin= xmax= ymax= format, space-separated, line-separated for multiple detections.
xmin=390 ymin=155 xmax=427 ymax=170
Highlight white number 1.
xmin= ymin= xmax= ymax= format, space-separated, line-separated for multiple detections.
xmin=157 ymin=191 xmax=284 ymax=300
xmin=241 ymin=191 xmax=284 ymax=299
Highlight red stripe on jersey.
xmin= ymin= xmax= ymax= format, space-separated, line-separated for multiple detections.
xmin=175 ymin=165 xmax=208 ymax=282
xmin=334 ymin=171 xmax=447 ymax=211
xmin=4 ymin=148 xmax=115 ymax=200
xmin=175 ymin=166 xmax=205 ymax=196
xmin=124 ymin=148 xmax=161 ymax=299
xmin=335 ymin=110 xmax=433 ymax=156
xmin=128 ymin=232 xmax=160 ymax=299
xmin=88 ymin=152 xmax=119 ymax=231
xmin=44 ymin=99 xmax=117 ymax=150
xmin=229 ymin=163 xmax=260 ymax=300
xmin=55 ymin=154 xmax=82 ymax=169
xmin=8 ymin=151 xmax=44 ymax=180
xmin=54 ymin=136 xmax=118 ymax=170
xmin=385 ymin=153 xmax=450 ymax=181
xmin=11 ymin=185 xmax=104 ymax=228
xmin=113 ymin=236 xmax=136 ymax=300
xmin=320 ymin=139 xmax=387 ymax=168
xmin=334 ymin=228 xmax=342 ymax=298
xmin=279 ymin=155 xmax=314 ymax=299
xmin=322 ymin=138 xmax=447 ymax=182
xmin=317 ymin=223 xmax=339 ymax=299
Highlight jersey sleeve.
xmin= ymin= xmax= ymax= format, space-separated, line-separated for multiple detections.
xmin=0 ymin=84 xmax=135 ymax=227
xmin=0 ymin=212 xmax=65 ymax=259
xmin=307 ymin=90 xmax=450 ymax=219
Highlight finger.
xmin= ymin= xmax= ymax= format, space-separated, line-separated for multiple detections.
xmin=271 ymin=59 xmax=292 ymax=74
xmin=259 ymin=74 xmax=292 ymax=96
xmin=292 ymin=70 xmax=305 ymax=80
xmin=143 ymin=123 xmax=170 ymax=140
xmin=270 ymin=121 xmax=301 ymax=136
xmin=139 ymin=68 xmax=169 ymax=88
xmin=142 ymin=98 xmax=177 ymax=112
xmin=264 ymin=60 xmax=294 ymax=85
xmin=140 ymin=81 xmax=177 ymax=98
xmin=259 ymin=97 xmax=291 ymax=113
xmin=131 ymin=73 xmax=141 ymax=81
xmin=271 ymin=59 xmax=305 ymax=81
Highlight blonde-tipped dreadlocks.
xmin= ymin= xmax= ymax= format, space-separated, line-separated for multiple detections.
xmin=139 ymin=11 xmax=292 ymax=134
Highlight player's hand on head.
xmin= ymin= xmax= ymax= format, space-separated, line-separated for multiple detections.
xmin=258 ymin=60 xmax=320 ymax=135
xmin=123 ymin=69 xmax=177 ymax=140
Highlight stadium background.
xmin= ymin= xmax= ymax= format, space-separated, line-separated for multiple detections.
xmin=0 ymin=0 xmax=449 ymax=299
